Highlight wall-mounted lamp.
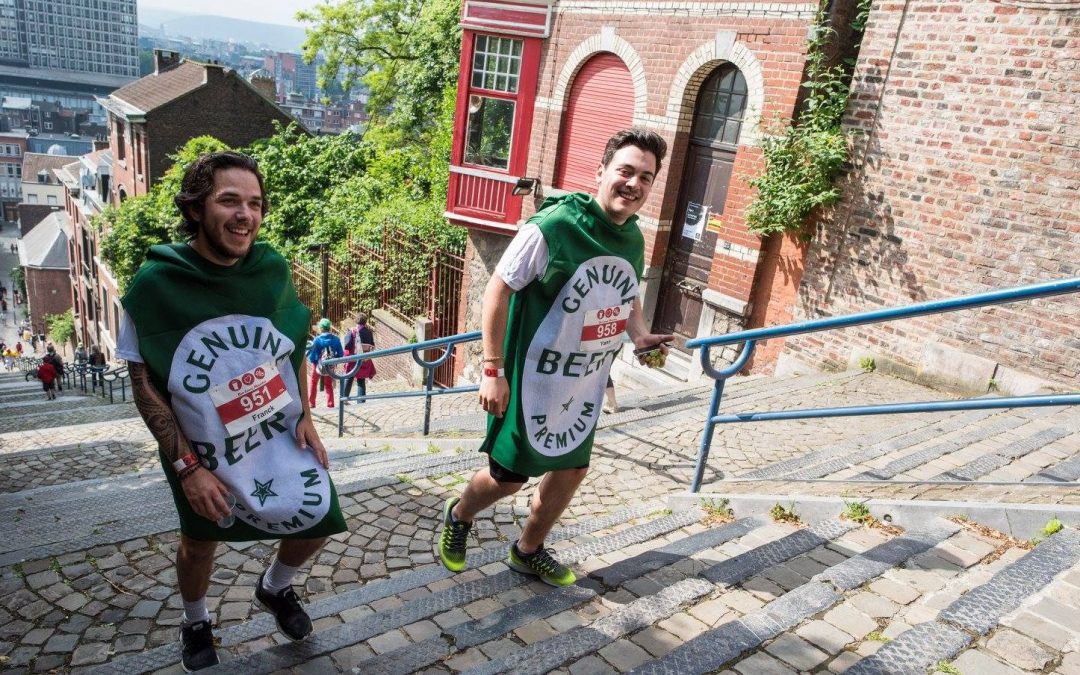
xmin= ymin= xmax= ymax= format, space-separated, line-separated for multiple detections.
xmin=512 ymin=177 xmax=539 ymax=196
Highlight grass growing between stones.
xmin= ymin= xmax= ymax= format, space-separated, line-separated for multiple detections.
xmin=936 ymin=661 xmax=961 ymax=675
xmin=700 ymin=498 xmax=734 ymax=526
xmin=769 ymin=502 xmax=801 ymax=525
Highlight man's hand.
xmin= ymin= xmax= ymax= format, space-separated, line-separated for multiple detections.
xmin=296 ymin=414 xmax=329 ymax=468
xmin=633 ymin=333 xmax=674 ymax=368
xmin=181 ymin=469 xmax=233 ymax=522
xmin=479 ymin=375 xmax=510 ymax=418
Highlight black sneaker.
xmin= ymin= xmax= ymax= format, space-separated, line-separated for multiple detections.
xmin=253 ymin=573 xmax=313 ymax=641
xmin=179 ymin=620 xmax=218 ymax=672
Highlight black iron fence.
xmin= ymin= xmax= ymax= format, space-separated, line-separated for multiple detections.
xmin=292 ymin=230 xmax=466 ymax=387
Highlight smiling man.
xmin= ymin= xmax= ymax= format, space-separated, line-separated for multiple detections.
xmin=436 ymin=128 xmax=673 ymax=586
xmin=116 ymin=152 xmax=345 ymax=671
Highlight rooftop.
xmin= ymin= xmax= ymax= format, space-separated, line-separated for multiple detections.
xmin=21 ymin=153 xmax=77 ymax=183
xmin=104 ymin=60 xmax=216 ymax=115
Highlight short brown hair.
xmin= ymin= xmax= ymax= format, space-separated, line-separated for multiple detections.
xmin=174 ymin=151 xmax=268 ymax=238
xmin=355 ymin=312 xmax=368 ymax=325
xmin=601 ymin=128 xmax=668 ymax=175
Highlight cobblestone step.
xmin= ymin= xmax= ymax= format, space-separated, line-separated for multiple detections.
xmin=346 ymin=517 xmax=769 ymax=675
xmin=741 ymin=406 xmax=1033 ymax=483
xmin=85 ymin=501 xmax=681 ymax=675
xmin=932 ymin=424 xmax=1077 ymax=481
xmin=622 ymin=518 xmax=960 ymax=675
xmin=843 ymin=526 xmax=1080 ymax=675
xmin=0 ymin=400 xmax=139 ymax=434
xmin=1028 ymin=447 xmax=1080 ymax=483
xmin=842 ymin=401 xmax=1071 ymax=481
xmin=0 ymin=449 xmax=488 ymax=567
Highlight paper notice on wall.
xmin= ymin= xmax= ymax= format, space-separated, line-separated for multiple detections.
xmin=682 ymin=201 xmax=707 ymax=241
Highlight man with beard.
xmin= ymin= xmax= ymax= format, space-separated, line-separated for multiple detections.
xmin=117 ymin=151 xmax=346 ymax=671
xmin=436 ymin=128 xmax=672 ymax=586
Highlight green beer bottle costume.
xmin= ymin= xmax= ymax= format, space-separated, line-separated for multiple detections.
xmin=481 ymin=193 xmax=644 ymax=476
xmin=122 ymin=243 xmax=346 ymax=541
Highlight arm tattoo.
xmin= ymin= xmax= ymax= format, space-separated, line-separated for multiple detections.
xmin=130 ymin=362 xmax=189 ymax=463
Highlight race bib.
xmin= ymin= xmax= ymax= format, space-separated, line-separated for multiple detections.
xmin=208 ymin=361 xmax=294 ymax=435
xmin=579 ymin=303 xmax=630 ymax=352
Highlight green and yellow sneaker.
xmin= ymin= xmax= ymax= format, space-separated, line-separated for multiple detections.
xmin=507 ymin=541 xmax=577 ymax=587
xmin=437 ymin=497 xmax=471 ymax=572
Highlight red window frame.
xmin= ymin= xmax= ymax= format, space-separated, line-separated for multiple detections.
xmin=447 ymin=30 xmax=542 ymax=228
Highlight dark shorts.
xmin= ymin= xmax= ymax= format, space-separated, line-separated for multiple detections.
xmin=42 ymin=381 xmax=54 ymax=391
xmin=487 ymin=454 xmax=589 ymax=484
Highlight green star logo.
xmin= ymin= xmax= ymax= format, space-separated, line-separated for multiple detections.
xmin=250 ymin=478 xmax=278 ymax=507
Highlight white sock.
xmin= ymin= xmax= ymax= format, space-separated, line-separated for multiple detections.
xmin=262 ymin=558 xmax=301 ymax=594
xmin=182 ymin=598 xmax=210 ymax=626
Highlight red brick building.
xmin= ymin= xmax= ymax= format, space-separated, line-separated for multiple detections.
xmin=17 ymin=211 xmax=71 ymax=335
xmin=779 ymin=0 xmax=1080 ymax=393
xmin=445 ymin=0 xmax=825 ymax=380
xmin=64 ymin=50 xmax=296 ymax=354
xmin=96 ymin=50 xmax=294 ymax=206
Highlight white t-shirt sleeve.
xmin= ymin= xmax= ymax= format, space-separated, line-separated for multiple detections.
xmin=494 ymin=223 xmax=549 ymax=291
xmin=115 ymin=310 xmax=144 ymax=363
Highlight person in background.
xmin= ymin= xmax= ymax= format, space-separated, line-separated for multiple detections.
xmin=307 ymin=318 xmax=343 ymax=408
xmin=342 ymin=312 xmax=375 ymax=400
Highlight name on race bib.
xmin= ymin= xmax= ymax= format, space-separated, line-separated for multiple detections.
xmin=208 ymin=361 xmax=294 ymax=435
xmin=579 ymin=303 xmax=630 ymax=352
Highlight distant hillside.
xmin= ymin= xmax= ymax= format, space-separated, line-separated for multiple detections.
xmin=138 ymin=14 xmax=308 ymax=52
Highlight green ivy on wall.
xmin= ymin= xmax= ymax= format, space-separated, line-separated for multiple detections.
xmin=745 ymin=0 xmax=873 ymax=236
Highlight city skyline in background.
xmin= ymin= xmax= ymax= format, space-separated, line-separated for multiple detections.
xmin=137 ymin=0 xmax=324 ymax=28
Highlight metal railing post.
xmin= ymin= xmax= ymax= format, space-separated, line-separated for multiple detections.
xmin=690 ymin=340 xmax=756 ymax=493
xmin=423 ymin=365 xmax=435 ymax=436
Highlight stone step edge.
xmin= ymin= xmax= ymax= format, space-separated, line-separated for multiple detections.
xmin=465 ymin=519 xmax=859 ymax=675
xmin=88 ymin=500 xmax=674 ymax=675
xmin=352 ymin=516 xmax=771 ymax=675
xmin=672 ymin=491 xmax=1080 ymax=540
xmin=626 ymin=518 xmax=960 ymax=675
xmin=0 ymin=436 xmax=483 ymax=507
xmin=0 ymin=442 xmax=480 ymax=517
xmin=845 ymin=526 xmax=1080 ymax=675
xmin=0 ymin=453 xmax=489 ymax=566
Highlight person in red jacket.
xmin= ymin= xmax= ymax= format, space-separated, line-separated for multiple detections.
xmin=37 ymin=360 xmax=57 ymax=400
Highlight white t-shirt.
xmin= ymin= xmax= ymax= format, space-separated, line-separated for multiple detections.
xmin=495 ymin=223 xmax=549 ymax=291
xmin=115 ymin=310 xmax=144 ymax=363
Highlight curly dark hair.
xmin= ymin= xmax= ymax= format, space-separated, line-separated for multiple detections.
xmin=174 ymin=151 xmax=268 ymax=238
xmin=600 ymin=128 xmax=668 ymax=175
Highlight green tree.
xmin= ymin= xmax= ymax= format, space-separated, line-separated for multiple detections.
xmin=298 ymin=0 xmax=462 ymax=130
xmin=46 ymin=310 xmax=76 ymax=350
xmin=245 ymin=122 xmax=367 ymax=254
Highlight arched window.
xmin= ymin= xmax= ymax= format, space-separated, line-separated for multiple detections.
xmin=691 ymin=65 xmax=747 ymax=148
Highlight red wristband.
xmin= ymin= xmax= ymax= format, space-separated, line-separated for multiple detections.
xmin=483 ymin=367 xmax=505 ymax=378
xmin=172 ymin=453 xmax=200 ymax=474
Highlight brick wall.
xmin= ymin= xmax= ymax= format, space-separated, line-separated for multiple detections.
xmin=782 ymin=0 xmax=1080 ymax=390
xmin=461 ymin=1 xmax=818 ymax=351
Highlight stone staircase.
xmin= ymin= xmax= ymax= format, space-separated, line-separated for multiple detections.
xmin=0 ymin=369 xmax=1078 ymax=674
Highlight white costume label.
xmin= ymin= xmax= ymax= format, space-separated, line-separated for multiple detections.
xmin=208 ymin=360 xmax=294 ymax=436
xmin=579 ymin=303 xmax=630 ymax=351
xmin=521 ymin=256 xmax=638 ymax=457
xmin=168 ymin=315 xmax=332 ymax=534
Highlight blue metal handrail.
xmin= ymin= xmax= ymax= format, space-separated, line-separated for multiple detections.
xmin=321 ymin=331 xmax=482 ymax=436
xmin=684 ymin=276 xmax=1080 ymax=492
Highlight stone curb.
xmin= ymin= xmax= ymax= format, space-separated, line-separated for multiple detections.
xmin=672 ymin=492 xmax=1080 ymax=539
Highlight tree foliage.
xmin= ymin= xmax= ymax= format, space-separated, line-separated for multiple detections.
xmin=46 ymin=309 xmax=76 ymax=349
xmin=100 ymin=0 xmax=466 ymax=291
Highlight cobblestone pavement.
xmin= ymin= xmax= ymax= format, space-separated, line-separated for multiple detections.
xmin=1 ymin=368 xmax=1079 ymax=674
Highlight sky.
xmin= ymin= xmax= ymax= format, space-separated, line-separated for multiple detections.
xmin=137 ymin=0 xmax=325 ymax=27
